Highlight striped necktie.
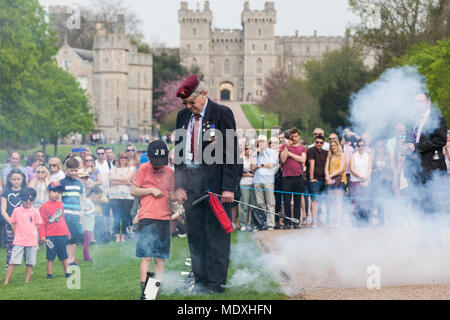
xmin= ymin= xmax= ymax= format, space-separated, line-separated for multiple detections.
xmin=191 ymin=114 xmax=200 ymax=162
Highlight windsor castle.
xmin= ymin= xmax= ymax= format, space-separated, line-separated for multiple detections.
xmin=50 ymin=1 xmax=363 ymax=141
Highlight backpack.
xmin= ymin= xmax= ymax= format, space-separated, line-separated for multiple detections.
xmin=251 ymin=207 xmax=267 ymax=231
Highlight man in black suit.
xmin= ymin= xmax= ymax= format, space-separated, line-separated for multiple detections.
xmin=403 ymin=93 xmax=447 ymax=186
xmin=173 ymin=75 xmax=238 ymax=293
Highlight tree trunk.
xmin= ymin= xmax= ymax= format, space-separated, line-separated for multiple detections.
xmin=53 ymin=141 xmax=58 ymax=157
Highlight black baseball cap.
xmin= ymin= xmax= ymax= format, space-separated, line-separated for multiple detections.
xmin=48 ymin=181 xmax=64 ymax=192
xmin=147 ymin=140 xmax=169 ymax=167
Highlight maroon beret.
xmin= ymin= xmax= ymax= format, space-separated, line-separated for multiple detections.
xmin=176 ymin=74 xmax=199 ymax=99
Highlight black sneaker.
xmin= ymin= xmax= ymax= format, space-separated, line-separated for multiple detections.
xmin=46 ymin=274 xmax=53 ymax=279
xmin=283 ymin=224 xmax=291 ymax=230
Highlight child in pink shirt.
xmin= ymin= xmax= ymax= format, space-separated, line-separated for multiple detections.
xmin=4 ymin=188 xmax=43 ymax=284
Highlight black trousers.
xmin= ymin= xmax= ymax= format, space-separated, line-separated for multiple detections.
xmin=274 ymin=173 xmax=283 ymax=225
xmin=183 ymin=168 xmax=231 ymax=291
xmin=282 ymin=175 xmax=305 ymax=226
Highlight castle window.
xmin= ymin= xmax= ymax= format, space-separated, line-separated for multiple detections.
xmin=192 ymin=58 xmax=198 ymax=69
xmin=306 ymin=45 xmax=310 ymax=54
xmin=187 ymin=44 xmax=191 ymax=51
xmin=258 ymin=29 xmax=262 ymax=36
xmin=116 ymin=98 xmax=120 ymax=110
xmin=239 ymin=61 xmax=243 ymax=74
xmin=144 ymin=101 xmax=147 ymax=111
xmin=264 ymin=44 xmax=267 ymax=51
xmin=199 ymin=44 xmax=202 ymax=51
xmin=257 ymin=78 xmax=262 ymax=86
xmin=224 ymin=59 xmax=230 ymax=74
xmin=63 ymin=59 xmax=69 ymax=70
xmin=256 ymin=58 xmax=263 ymax=73
xmin=252 ymin=44 xmax=256 ymax=51
xmin=211 ymin=61 xmax=215 ymax=74
xmin=193 ymin=28 xmax=196 ymax=35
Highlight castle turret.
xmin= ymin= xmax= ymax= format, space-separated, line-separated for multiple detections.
xmin=241 ymin=2 xmax=276 ymax=101
xmin=178 ymin=1 xmax=212 ymax=78
xmin=93 ymin=26 xmax=130 ymax=141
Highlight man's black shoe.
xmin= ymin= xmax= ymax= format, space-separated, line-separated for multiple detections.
xmin=294 ymin=224 xmax=301 ymax=229
xmin=283 ymin=225 xmax=291 ymax=230
xmin=274 ymin=224 xmax=281 ymax=230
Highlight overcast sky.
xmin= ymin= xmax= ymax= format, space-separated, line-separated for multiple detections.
xmin=39 ymin=0 xmax=359 ymax=48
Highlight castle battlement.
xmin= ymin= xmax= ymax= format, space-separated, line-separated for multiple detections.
xmin=128 ymin=52 xmax=153 ymax=66
xmin=93 ymin=34 xmax=130 ymax=50
xmin=179 ymin=1 xmax=212 ymax=23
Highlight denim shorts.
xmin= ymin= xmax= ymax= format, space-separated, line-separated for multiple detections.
xmin=65 ymin=214 xmax=80 ymax=245
xmin=46 ymin=236 xmax=69 ymax=261
xmin=307 ymin=179 xmax=326 ymax=201
xmin=136 ymin=219 xmax=170 ymax=259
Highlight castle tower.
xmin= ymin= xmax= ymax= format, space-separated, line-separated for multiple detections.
xmin=178 ymin=1 xmax=212 ymax=81
xmin=93 ymin=26 xmax=131 ymax=142
xmin=241 ymin=2 xmax=276 ymax=102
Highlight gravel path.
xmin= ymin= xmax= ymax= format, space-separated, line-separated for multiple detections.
xmin=254 ymin=226 xmax=450 ymax=300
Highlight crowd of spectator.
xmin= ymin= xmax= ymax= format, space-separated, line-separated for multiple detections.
xmin=235 ymin=126 xmax=450 ymax=231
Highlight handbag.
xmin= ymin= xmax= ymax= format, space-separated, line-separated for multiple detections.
xmin=328 ymin=175 xmax=342 ymax=187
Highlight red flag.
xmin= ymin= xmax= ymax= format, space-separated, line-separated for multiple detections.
xmin=208 ymin=192 xmax=234 ymax=234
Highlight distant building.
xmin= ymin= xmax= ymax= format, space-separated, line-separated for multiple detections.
xmin=179 ymin=1 xmax=362 ymax=102
xmin=52 ymin=9 xmax=153 ymax=143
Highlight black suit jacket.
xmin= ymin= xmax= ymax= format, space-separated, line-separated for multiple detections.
xmin=174 ymin=98 xmax=239 ymax=195
xmin=405 ymin=109 xmax=447 ymax=182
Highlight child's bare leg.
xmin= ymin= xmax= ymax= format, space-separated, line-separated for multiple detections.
xmin=25 ymin=265 xmax=33 ymax=282
xmin=47 ymin=260 xmax=54 ymax=275
xmin=154 ymin=258 xmax=165 ymax=280
xmin=62 ymin=259 xmax=69 ymax=273
xmin=140 ymin=257 xmax=151 ymax=283
xmin=4 ymin=264 xmax=15 ymax=284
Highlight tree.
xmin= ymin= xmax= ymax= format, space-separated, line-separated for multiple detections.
xmin=49 ymin=0 xmax=146 ymax=51
xmin=393 ymin=39 xmax=450 ymax=125
xmin=153 ymin=79 xmax=185 ymax=123
xmin=258 ymin=70 xmax=323 ymax=139
xmin=0 ymin=0 xmax=59 ymax=149
xmin=304 ymin=45 xmax=370 ymax=130
xmin=349 ymin=0 xmax=450 ymax=71
xmin=31 ymin=63 xmax=94 ymax=155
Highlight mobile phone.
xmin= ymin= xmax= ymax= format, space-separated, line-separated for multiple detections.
xmin=72 ymin=147 xmax=87 ymax=153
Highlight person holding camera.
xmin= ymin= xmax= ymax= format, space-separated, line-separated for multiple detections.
xmin=280 ymin=128 xmax=306 ymax=229
xmin=252 ymin=135 xmax=279 ymax=231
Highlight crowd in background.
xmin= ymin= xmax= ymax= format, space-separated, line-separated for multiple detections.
xmin=235 ymin=126 xmax=450 ymax=231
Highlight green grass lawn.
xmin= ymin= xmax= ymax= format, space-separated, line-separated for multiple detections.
xmin=241 ymin=104 xmax=279 ymax=129
xmin=0 ymin=231 xmax=285 ymax=300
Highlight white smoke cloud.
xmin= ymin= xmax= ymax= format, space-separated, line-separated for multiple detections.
xmin=236 ymin=65 xmax=450 ymax=297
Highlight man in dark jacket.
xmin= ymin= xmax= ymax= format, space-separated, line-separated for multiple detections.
xmin=403 ymin=93 xmax=447 ymax=247
xmin=173 ymin=75 xmax=238 ymax=293
xmin=404 ymin=93 xmax=447 ymax=186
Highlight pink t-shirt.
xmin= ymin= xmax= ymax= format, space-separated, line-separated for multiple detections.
xmin=282 ymin=144 xmax=306 ymax=177
xmin=10 ymin=205 xmax=43 ymax=247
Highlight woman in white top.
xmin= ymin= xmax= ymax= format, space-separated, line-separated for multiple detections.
xmin=239 ymin=144 xmax=256 ymax=231
xmin=28 ymin=165 xmax=49 ymax=210
xmin=349 ymin=139 xmax=373 ymax=227
xmin=48 ymin=157 xmax=65 ymax=183
xmin=109 ymin=151 xmax=136 ymax=242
